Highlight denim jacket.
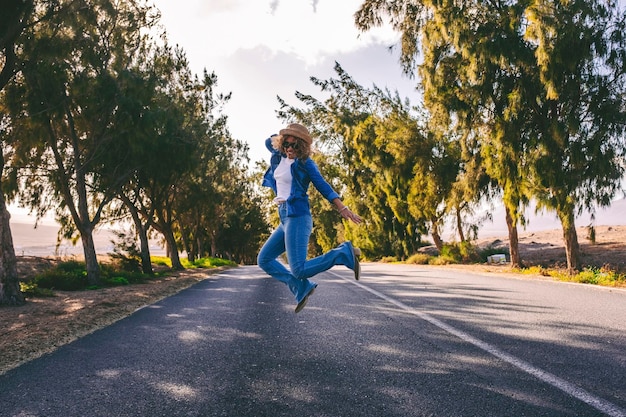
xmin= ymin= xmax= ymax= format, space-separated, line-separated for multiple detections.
xmin=262 ymin=137 xmax=339 ymax=217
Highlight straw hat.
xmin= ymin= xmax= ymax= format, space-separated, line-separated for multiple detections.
xmin=279 ymin=123 xmax=312 ymax=146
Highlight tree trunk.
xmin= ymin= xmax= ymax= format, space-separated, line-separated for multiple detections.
xmin=1 ymin=2 xmax=33 ymax=303
xmin=120 ymin=195 xmax=153 ymax=274
xmin=196 ymin=235 xmax=203 ymax=259
xmin=182 ymin=232 xmax=195 ymax=262
xmin=430 ymin=217 xmax=444 ymax=252
xmin=131 ymin=209 xmax=152 ymax=274
xmin=0 ymin=196 xmax=24 ymax=306
xmin=558 ymin=209 xmax=581 ymax=273
xmin=455 ymin=208 xmax=466 ymax=242
xmin=80 ymin=227 xmax=101 ymax=287
xmin=505 ymin=206 xmax=521 ymax=268
xmin=210 ymin=233 xmax=218 ymax=258
xmin=162 ymin=226 xmax=183 ymax=270
xmin=137 ymin=225 xmax=153 ymax=274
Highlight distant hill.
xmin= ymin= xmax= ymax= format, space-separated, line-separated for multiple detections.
xmin=9 ymin=198 xmax=625 ymax=253
xmin=9 ymin=221 xmax=166 ymax=257
xmin=9 ymin=222 xmax=118 ymax=257
xmin=476 ymin=198 xmax=626 ymax=239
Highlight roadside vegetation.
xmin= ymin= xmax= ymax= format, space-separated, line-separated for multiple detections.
xmin=3 ymin=0 xmax=626 ymax=305
xmin=517 ymin=266 xmax=626 ymax=288
xmin=398 ymin=243 xmax=626 ymax=288
xmin=20 ymin=256 xmax=236 ymax=298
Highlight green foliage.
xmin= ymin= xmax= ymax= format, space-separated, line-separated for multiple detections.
xmin=575 ymin=268 xmax=603 ymax=285
xmin=277 ymin=63 xmax=441 ymax=259
xmin=102 ymin=264 xmax=148 ymax=285
xmin=102 ymin=276 xmax=130 ymax=286
xmin=518 ymin=266 xmax=551 ymax=277
xmin=428 ymin=256 xmax=455 ymax=266
xmin=0 ymin=0 xmax=169 ymax=286
xmin=179 ymin=258 xmax=193 ymax=268
xmin=514 ymin=265 xmax=625 ymax=288
xmin=380 ymin=256 xmax=399 ymax=263
xmin=3 ymin=0 xmax=626 ymax=274
xmin=109 ymin=230 xmax=142 ymax=273
xmin=152 ymin=256 xmax=235 ymax=269
xmin=423 ymin=241 xmax=481 ymax=265
xmin=181 ymin=257 xmax=237 ymax=269
xmin=31 ymin=260 xmax=150 ymax=291
xmin=33 ymin=261 xmax=88 ymax=291
xmin=355 ymin=0 xmax=626 ymax=272
xmin=151 ymin=256 xmax=172 ymax=267
xmin=439 ymin=242 xmax=479 ymax=263
xmin=203 ymin=258 xmax=237 ymax=267
xmin=33 ymin=269 xmax=87 ymax=291
xmin=406 ymin=253 xmax=431 ymax=265
xmin=551 ymin=267 xmax=626 ymax=287
xmin=458 ymin=241 xmax=480 ymax=262
xmin=19 ymin=281 xmax=55 ymax=298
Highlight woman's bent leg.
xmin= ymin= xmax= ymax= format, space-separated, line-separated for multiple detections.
xmin=292 ymin=241 xmax=356 ymax=280
xmin=283 ymin=214 xmax=317 ymax=302
xmin=284 ymin=214 xmax=356 ymax=280
xmin=257 ymin=223 xmax=308 ymax=300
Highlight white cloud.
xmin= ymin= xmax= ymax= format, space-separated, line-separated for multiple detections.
xmin=153 ymin=0 xmax=399 ymax=68
xmin=149 ymin=0 xmax=417 ymax=163
xmin=210 ymin=42 xmax=418 ymax=163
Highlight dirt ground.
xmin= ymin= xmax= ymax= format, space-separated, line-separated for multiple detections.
xmin=472 ymin=225 xmax=626 ymax=273
xmin=1 ymin=225 xmax=625 ymax=375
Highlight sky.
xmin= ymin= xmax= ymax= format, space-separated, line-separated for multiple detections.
xmin=149 ymin=0 xmax=420 ymax=164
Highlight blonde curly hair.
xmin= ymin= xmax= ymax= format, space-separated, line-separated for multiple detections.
xmin=271 ymin=134 xmax=312 ymax=159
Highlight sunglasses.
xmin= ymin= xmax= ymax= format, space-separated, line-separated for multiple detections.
xmin=282 ymin=140 xmax=299 ymax=150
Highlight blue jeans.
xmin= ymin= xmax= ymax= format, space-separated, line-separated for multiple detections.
xmin=257 ymin=204 xmax=356 ymax=303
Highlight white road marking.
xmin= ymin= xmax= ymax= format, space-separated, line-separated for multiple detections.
xmin=334 ymin=272 xmax=626 ymax=417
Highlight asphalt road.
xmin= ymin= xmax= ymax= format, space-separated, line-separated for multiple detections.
xmin=1 ymin=263 xmax=625 ymax=417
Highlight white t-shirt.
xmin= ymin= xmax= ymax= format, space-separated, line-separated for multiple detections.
xmin=274 ymin=157 xmax=295 ymax=203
